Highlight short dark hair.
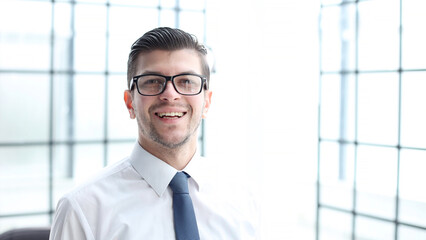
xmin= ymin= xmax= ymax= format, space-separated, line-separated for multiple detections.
xmin=127 ymin=27 xmax=210 ymax=89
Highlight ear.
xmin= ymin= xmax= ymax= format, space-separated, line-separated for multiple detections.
xmin=202 ymin=90 xmax=212 ymax=119
xmin=124 ymin=90 xmax=136 ymax=119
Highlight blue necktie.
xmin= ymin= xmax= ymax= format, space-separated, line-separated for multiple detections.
xmin=169 ymin=172 xmax=200 ymax=240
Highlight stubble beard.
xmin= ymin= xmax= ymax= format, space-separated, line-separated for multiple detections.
xmin=136 ymin=106 xmax=203 ymax=150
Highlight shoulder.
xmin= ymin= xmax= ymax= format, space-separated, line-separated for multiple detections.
xmin=50 ymin=158 xmax=139 ymax=239
xmin=60 ymin=157 xmax=137 ymax=207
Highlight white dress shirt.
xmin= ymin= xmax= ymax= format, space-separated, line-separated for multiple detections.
xmin=49 ymin=142 xmax=258 ymax=240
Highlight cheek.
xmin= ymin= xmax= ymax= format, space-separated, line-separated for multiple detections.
xmin=132 ymin=103 xmax=149 ymax=121
xmin=134 ymin=97 xmax=152 ymax=113
xmin=190 ymin=97 xmax=205 ymax=113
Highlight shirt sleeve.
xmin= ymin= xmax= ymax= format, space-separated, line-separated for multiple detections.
xmin=49 ymin=196 xmax=95 ymax=240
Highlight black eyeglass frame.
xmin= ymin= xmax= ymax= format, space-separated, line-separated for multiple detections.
xmin=130 ymin=73 xmax=208 ymax=96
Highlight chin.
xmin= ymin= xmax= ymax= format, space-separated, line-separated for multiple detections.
xmin=155 ymin=135 xmax=191 ymax=149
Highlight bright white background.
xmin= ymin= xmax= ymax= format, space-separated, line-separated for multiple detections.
xmin=204 ymin=0 xmax=319 ymax=238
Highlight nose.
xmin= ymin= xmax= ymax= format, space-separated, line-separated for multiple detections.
xmin=159 ymin=81 xmax=181 ymax=102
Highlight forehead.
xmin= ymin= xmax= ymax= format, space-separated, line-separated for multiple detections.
xmin=135 ymin=49 xmax=202 ymax=75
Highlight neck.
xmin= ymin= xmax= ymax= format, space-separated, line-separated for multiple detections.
xmin=138 ymin=138 xmax=197 ymax=170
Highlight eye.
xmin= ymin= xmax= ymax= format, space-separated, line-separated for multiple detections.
xmin=183 ymin=79 xmax=193 ymax=85
xmin=140 ymin=77 xmax=164 ymax=86
xmin=145 ymin=79 xmax=161 ymax=85
xmin=175 ymin=77 xmax=196 ymax=86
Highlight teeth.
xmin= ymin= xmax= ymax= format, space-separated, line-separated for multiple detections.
xmin=158 ymin=112 xmax=184 ymax=118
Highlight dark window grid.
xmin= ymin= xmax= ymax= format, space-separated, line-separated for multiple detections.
xmin=318 ymin=138 xmax=426 ymax=152
xmin=10 ymin=0 xmax=204 ymax=11
xmin=319 ymin=204 xmax=426 ymax=231
xmin=0 ymin=139 xmax=137 ymax=147
xmin=317 ymin=0 xmax=426 ymax=239
xmin=321 ymin=68 xmax=426 ymax=74
xmin=6 ymin=68 xmax=426 ymax=75
xmin=0 ymin=70 xmax=126 ymax=74
xmin=0 ymin=0 xmax=207 ymax=224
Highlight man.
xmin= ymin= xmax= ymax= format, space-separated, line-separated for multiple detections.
xmin=49 ymin=27 xmax=257 ymax=239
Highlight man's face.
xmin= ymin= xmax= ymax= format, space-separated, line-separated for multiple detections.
xmin=125 ymin=49 xmax=212 ymax=150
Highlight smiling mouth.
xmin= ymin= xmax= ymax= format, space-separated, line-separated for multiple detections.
xmin=155 ymin=112 xmax=186 ymax=119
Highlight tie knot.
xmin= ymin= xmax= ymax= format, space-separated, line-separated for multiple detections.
xmin=169 ymin=172 xmax=189 ymax=194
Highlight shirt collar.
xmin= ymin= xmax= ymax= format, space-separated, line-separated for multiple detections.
xmin=129 ymin=142 xmax=208 ymax=197
xmin=130 ymin=142 xmax=177 ymax=197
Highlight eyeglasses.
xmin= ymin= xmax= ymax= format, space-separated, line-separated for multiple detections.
xmin=130 ymin=73 xmax=207 ymax=96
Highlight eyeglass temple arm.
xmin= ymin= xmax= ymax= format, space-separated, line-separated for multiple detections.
xmin=129 ymin=78 xmax=135 ymax=90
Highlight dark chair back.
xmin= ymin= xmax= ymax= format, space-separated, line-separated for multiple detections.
xmin=0 ymin=228 xmax=50 ymax=240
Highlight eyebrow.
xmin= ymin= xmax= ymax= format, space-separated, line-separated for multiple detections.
xmin=140 ymin=70 xmax=200 ymax=76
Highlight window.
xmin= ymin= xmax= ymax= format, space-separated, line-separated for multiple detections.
xmin=0 ymin=0 xmax=207 ymax=231
xmin=317 ymin=0 xmax=426 ymax=239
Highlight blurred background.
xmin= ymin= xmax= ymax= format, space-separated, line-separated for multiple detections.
xmin=0 ymin=0 xmax=425 ymax=239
